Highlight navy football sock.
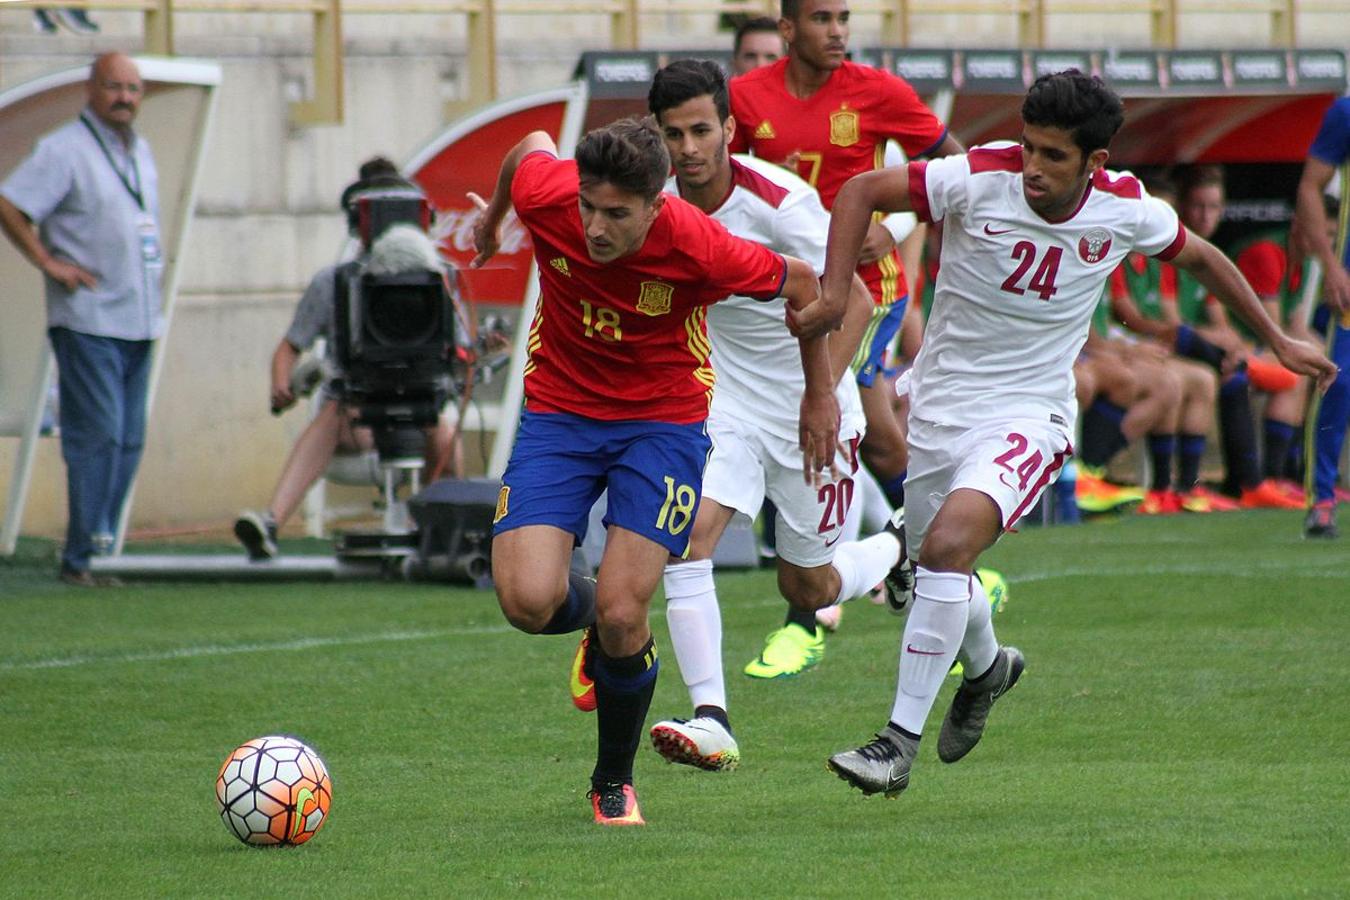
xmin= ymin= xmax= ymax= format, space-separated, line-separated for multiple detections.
xmin=540 ymin=572 xmax=597 ymax=634
xmin=591 ymin=636 xmax=659 ymax=788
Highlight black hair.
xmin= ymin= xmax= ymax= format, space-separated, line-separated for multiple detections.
xmin=649 ymin=59 xmax=731 ymax=123
xmin=734 ymin=16 xmax=780 ymax=54
xmin=574 ymin=117 xmax=670 ymax=202
xmin=1138 ymin=168 xmax=1176 ymax=200
xmin=780 ymin=0 xmax=800 ymax=19
xmin=1174 ymin=164 xmax=1225 ymax=203
xmin=340 ymin=156 xmax=407 ymax=211
xmin=1021 ymin=70 xmax=1124 ymax=157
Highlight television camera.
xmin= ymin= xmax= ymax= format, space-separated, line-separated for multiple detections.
xmin=326 ymin=186 xmax=506 ymax=585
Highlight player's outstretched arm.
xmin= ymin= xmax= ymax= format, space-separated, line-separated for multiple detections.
xmin=820 ymin=168 xmax=913 ymax=317
xmin=781 ymin=255 xmax=842 ymax=481
xmin=1294 ymin=157 xmax=1350 ymax=311
xmin=467 ymin=130 xmax=558 ymax=268
xmin=1173 ymin=231 xmax=1338 ymax=391
xmin=826 ymin=274 xmax=877 ymax=385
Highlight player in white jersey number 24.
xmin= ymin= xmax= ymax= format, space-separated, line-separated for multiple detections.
xmin=807 ymin=69 xmax=1338 ymax=799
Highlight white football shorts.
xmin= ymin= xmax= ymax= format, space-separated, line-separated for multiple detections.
xmin=702 ymin=410 xmax=866 ymax=569
xmin=903 ymin=414 xmax=1073 ymax=560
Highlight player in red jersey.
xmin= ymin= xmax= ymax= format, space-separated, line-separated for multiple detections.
xmin=727 ymin=0 xmax=963 ymax=662
xmin=469 ymin=118 xmax=840 ymax=825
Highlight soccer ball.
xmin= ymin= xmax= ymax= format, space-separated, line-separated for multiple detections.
xmin=215 ymin=736 xmax=332 ymax=846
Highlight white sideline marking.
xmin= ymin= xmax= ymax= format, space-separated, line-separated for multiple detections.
xmin=0 ymin=624 xmax=514 ymax=672
xmin=4 ymin=558 xmax=1344 ymax=671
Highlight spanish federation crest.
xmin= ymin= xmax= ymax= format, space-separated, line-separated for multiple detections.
xmin=1078 ymin=228 xmax=1113 ymax=264
xmin=829 ymin=106 xmax=859 ymax=147
xmin=636 ymin=280 xmax=674 ymax=316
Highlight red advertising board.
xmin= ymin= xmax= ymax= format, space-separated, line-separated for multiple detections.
xmin=407 ymin=86 xmax=583 ymax=307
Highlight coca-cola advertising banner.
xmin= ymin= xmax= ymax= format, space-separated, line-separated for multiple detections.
xmin=407 ymin=84 xmax=586 ymax=307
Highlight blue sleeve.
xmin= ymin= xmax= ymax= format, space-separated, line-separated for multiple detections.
xmin=1308 ymin=97 xmax=1350 ymax=166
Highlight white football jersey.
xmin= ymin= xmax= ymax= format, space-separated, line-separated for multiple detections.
xmin=666 ymin=154 xmax=863 ymax=443
xmin=909 ymin=142 xmax=1184 ymax=429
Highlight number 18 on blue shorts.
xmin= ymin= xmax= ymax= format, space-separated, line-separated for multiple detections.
xmin=493 ymin=410 xmax=712 ymax=557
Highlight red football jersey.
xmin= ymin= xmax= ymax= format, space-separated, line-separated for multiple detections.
xmin=510 ymin=152 xmax=788 ymax=424
xmin=729 ymin=58 xmax=947 ymax=305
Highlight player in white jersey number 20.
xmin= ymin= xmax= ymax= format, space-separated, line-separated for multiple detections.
xmin=809 ymin=69 xmax=1338 ymax=798
xmin=628 ymin=59 xmax=917 ymax=773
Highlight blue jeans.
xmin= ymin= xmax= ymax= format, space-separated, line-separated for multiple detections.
xmin=1311 ymin=306 xmax=1350 ymax=504
xmin=48 ymin=327 xmax=153 ymax=571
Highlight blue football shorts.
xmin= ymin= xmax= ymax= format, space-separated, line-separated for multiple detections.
xmin=852 ymin=297 xmax=908 ymax=388
xmin=493 ymin=410 xmax=712 ymax=557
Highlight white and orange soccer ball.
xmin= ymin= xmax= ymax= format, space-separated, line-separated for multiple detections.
xmin=215 ymin=736 xmax=332 ymax=846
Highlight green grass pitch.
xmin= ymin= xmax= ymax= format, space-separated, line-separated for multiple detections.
xmin=1 ymin=511 xmax=1347 ymax=897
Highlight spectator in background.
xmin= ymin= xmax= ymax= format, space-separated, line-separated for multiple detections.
xmin=233 ymin=158 xmax=459 ymax=561
xmin=1166 ymin=165 xmax=1302 ymax=509
xmin=0 ymin=53 xmax=160 ymax=587
xmin=1293 ymin=95 xmax=1350 ymax=538
xmin=731 ymin=16 xmax=782 ymax=75
xmin=33 ymin=7 xmax=99 ymax=34
xmin=1105 ymin=171 xmax=1231 ymax=514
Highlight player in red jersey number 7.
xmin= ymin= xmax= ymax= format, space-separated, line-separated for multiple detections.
xmin=812 ymin=70 xmax=1337 ymax=798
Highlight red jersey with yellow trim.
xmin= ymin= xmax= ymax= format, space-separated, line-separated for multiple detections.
xmin=728 ymin=58 xmax=948 ymax=305
xmin=510 ymin=151 xmax=788 ymax=424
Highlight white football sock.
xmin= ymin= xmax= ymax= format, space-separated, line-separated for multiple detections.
xmin=956 ymin=573 xmax=999 ymax=680
xmin=829 ymin=530 xmax=902 ymax=605
xmin=890 ymin=567 xmax=972 ymax=735
xmin=857 ymin=468 xmax=893 ymax=533
xmin=663 ymin=559 xmax=725 ymax=712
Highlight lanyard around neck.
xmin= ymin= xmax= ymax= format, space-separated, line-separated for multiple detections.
xmin=80 ymin=112 xmax=144 ymax=211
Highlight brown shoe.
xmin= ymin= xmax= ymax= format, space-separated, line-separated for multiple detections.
xmin=59 ymin=567 xmax=98 ymax=587
xmin=59 ymin=568 xmax=123 ymax=588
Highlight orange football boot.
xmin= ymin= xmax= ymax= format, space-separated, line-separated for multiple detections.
xmin=1136 ymin=489 xmax=1182 ymax=515
xmin=1240 ymin=479 xmax=1304 ymax=510
xmin=590 ymin=783 xmax=645 ymax=826
xmin=570 ymin=628 xmax=596 ymax=712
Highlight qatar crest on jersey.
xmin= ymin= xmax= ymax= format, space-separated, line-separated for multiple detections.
xmin=1078 ymin=228 xmax=1113 ymax=264
xmin=829 ymin=106 xmax=859 ymax=147
xmin=637 ymin=280 xmax=674 ymax=316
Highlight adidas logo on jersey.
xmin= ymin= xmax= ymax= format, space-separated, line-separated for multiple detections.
xmin=754 ymin=120 xmax=776 ymax=140
xmin=550 ymin=257 xmax=570 ymax=277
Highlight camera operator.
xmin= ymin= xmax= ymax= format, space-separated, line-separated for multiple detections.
xmin=234 ymin=158 xmax=460 ymax=561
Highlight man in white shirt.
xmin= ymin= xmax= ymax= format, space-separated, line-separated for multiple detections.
xmin=813 ymin=69 xmax=1337 ymax=797
xmin=0 ymin=53 xmax=161 ymax=586
xmin=633 ymin=59 xmax=913 ymax=770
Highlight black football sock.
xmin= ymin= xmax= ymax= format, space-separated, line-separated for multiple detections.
xmin=880 ymin=472 xmax=906 ymax=509
xmin=783 ymin=605 xmax=818 ymax=633
xmin=1147 ymin=434 xmax=1175 ymax=491
xmin=1285 ymin=432 xmax=1305 ymax=483
xmin=1263 ymin=419 xmax=1296 ymax=481
xmin=1079 ymin=398 xmax=1129 ymax=468
xmin=540 ymin=572 xmax=596 ymax=634
xmin=694 ymin=705 xmax=732 ymax=732
xmin=1217 ymin=374 xmax=1260 ymax=492
xmin=591 ymin=635 xmax=659 ymax=788
xmin=1177 ymin=434 xmax=1206 ymax=493
xmin=760 ymin=498 xmax=779 ymax=553
xmin=888 ymin=722 xmax=922 ymax=743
